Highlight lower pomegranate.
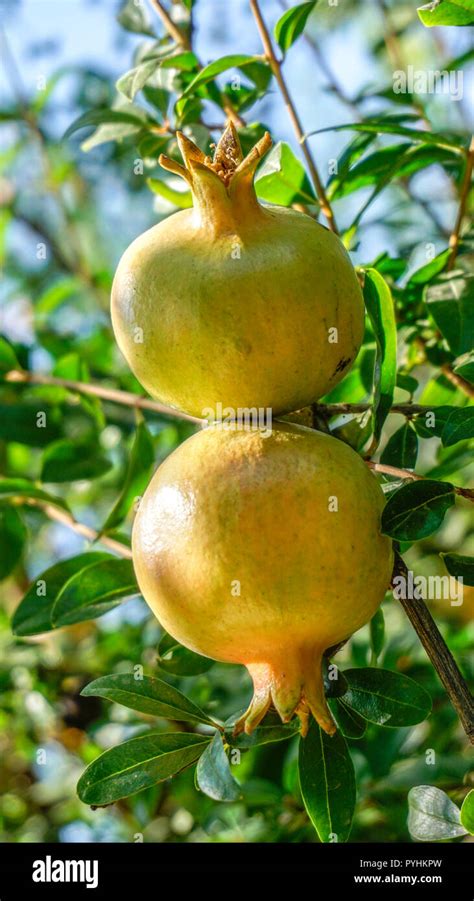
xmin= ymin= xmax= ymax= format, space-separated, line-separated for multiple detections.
xmin=132 ymin=423 xmax=394 ymax=736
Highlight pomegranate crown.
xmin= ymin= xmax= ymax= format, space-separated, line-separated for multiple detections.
xmin=158 ymin=122 xmax=272 ymax=210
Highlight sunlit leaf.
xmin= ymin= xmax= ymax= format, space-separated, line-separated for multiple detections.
xmin=408 ymin=786 xmax=466 ymax=841
xmin=196 ymin=732 xmax=242 ymax=801
xmin=342 ymin=668 xmax=432 ymax=726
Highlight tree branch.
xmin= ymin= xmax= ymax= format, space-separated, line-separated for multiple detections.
xmin=447 ymin=134 xmax=474 ymax=271
xmin=249 ymin=0 xmax=338 ymax=233
xmin=366 ymin=461 xmax=474 ymax=501
xmin=4 ymin=369 xmax=201 ymax=425
xmin=391 ymin=553 xmax=474 ymax=745
xmin=18 ymin=499 xmax=132 ymax=559
xmin=441 ymin=362 xmax=474 ymax=399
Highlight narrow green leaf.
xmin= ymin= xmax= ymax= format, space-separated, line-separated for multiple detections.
xmin=182 ymin=54 xmax=262 ymax=96
xmin=310 ymin=117 xmax=467 ymax=152
xmin=408 ymin=786 xmax=466 ymax=841
xmin=52 ymin=558 xmax=139 ymax=626
xmin=381 ymin=423 xmax=418 ymax=469
xmin=329 ymin=700 xmax=367 ymax=739
xmin=41 ymin=439 xmax=112 ymax=483
xmin=342 ymin=668 xmax=432 ymax=727
xmin=363 ymin=269 xmax=397 ymax=448
xmin=0 ymin=478 xmax=69 ymax=511
xmin=441 ymin=407 xmax=474 ymax=447
xmin=12 ymin=552 xmax=109 ymax=636
xmin=196 ymin=732 xmax=242 ymax=801
xmin=413 ymin=405 xmax=460 ymax=439
xmin=82 ymin=674 xmax=216 ymax=726
xmin=460 ymin=790 xmax=474 ymax=834
xmin=0 ymin=507 xmax=26 ymax=580
xmin=425 ymin=271 xmax=474 ymax=356
xmin=63 ymin=108 xmax=147 ymax=141
xmin=255 ymin=141 xmax=316 ymax=206
xmin=298 ymin=720 xmax=356 ymax=842
xmin=382 ymin=479 xmax=455 ymax=540
xmin=441 ymin=553 xmax=474 ymax=586
xmin=77 ymin=732 xmax=210 ymax=805
xmin=102 ymin=422 xmax=155 ymax=533
xmin=274 ymin=2 xmax=318 ymax=53
xmin=146 ymin=177 xmax=193 ymax=208
xmin=157 ymin=632 xmax=214 ymax=675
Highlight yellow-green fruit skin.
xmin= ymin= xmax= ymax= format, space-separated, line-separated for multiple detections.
xmin=111 ymin=205 xmax=364 ymax=419
xmin=132 ymin=422 xmax=393 ymax=733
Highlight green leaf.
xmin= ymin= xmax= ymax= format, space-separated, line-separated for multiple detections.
xmin=413 ymin=405 xmax=460 ymax=439
xmin=63 ymin=108 xmax=148 ymax=141
xmin=0 ymin=402 xmax=63 ymax=447
xmin=157 ymin=632 xmax=214 ymax=675
xmin=102 ymin=422 xmax=155 ymax=533
xmin=0 ymin=507 xmax=26 ymax=580
xmin=382 ymin=479 xmax=455 ymax=541
xmin=363 ymin=269 xmax=397 ymax=448
xmin=330 ymin=144 xmax=459 ymax=201
xmin=41 ymin=439 xmax=112 ymax=483
xmin=116 ymin=60 xmax=160 ymax=102
xmin=418 ymin=0 xmax=474 ymax=27
xmin=12 ymin=552 xmax=109 ymax=636
xmin=0 ymin=336 xmax=20 ymax=372
xmin=460 ymin=790 xmax=474 ymax=834
xmin=408 ymin=786 xmax=466 ymax=841
xmin=441 ymin=553 xmax=474 ymax=586
xmin=82 ymin=674 xmax=216 ymax=727
xmin=329 ymin=700 xmax=367 ymax=739
xmin=453 ymin=351 xmax=474 ymax=385
xmin=381 ymin=423 xmax=418 ymax=469
xmin=441 ymin=407 xmax=474 ymax=447
xmin=196 ymin=732 xmax=242 ymax=801
xmin=182 ymin=55 xmax=263 ymax=96
xmin=311 ymin=116 xmax=467 ymax=151
xmin=225 ymin=710 xmax=300 ymax=748
xmin=369 ymin=608 xmax=386 ymax=662
xmin=274 ymin=2 xmax=318 ymax=53
xmin=117 ymin=0 xmax=155 ymax=36
xmin=52 ymin=557 xmax=138 ymax=627
xmin=298 ymin=720 xmax=356 ymax=842
xmin=342 ymin=668 xmax=432 ymax=727
xmin=77 ymin=732 xmax=210 ymax=805
xmin=146 ymin=177 xmax=192 ymax=208
xmin=0 ymin=478 xmax=69 ymax=511
xmin=255 ymin=141 xmax=316 ymax=206
xmin=407 ymin=249 xmax=451 ymax=285
xmin=425 ymin=271 xmax=474 ymax=356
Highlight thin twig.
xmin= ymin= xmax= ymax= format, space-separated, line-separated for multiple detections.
xmin=249 ymin=0 xmax=338 ymax=233
xmin=447 ymin=135 xmax=474 ymax=271
xmin=4 ymin=369 xmax=201 ymax=424
xmin=149 ymin=0 xmax=190 ymax=48
xmin=148 ymin=0 xmax=245 ymax=126
xmin=17 ymin=499 xmax=133 ymax=559
xmin=366 ymin=461 xmax=474 ymax=501
xmin=391 ymin=553 xmax=474 ymax=745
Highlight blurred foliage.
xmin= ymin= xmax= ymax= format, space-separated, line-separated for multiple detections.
xmin=0 ymin=0 xmax=473 ymax=843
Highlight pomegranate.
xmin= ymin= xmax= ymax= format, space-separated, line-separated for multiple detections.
xmin=111 ymin=124 xmax=365 ymax=419
xmin=132 ymin=422 xmax=393 ymax=736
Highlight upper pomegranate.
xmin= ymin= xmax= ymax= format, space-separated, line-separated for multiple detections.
xmin=111 ymin=123 xmax=365 ymax=419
